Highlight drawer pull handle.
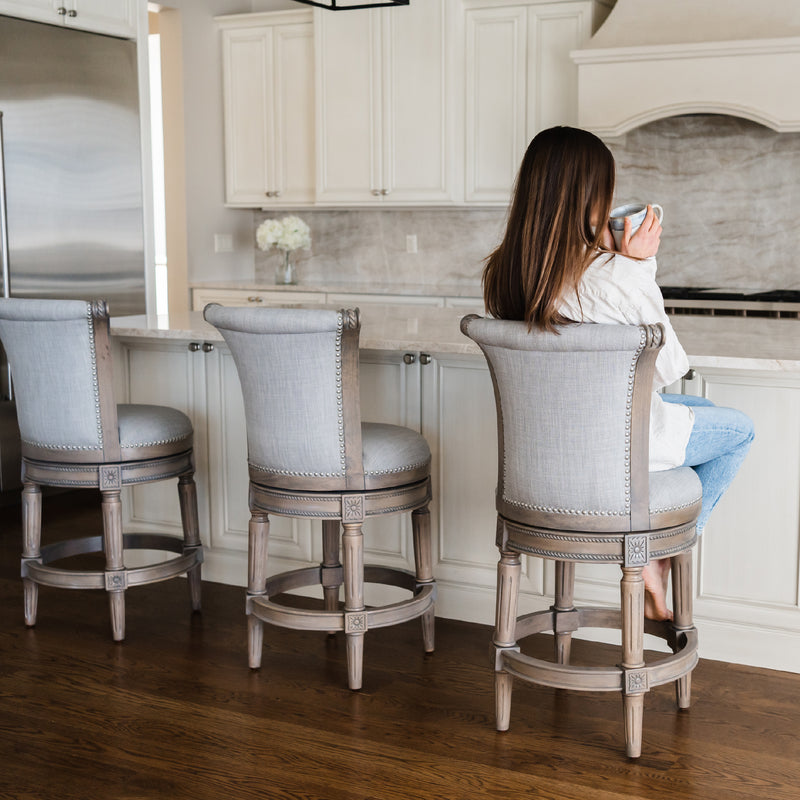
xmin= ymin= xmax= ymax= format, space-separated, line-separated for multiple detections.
xmin=247 ymin=296 xmax=263 ymax=303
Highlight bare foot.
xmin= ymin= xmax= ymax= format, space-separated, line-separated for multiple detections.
xmin=642 ymin=559 xmax=673 ymax=621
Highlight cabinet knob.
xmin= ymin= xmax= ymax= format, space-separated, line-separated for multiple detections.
xmin=403 ymin=353 xmax=416 ymax=365
xmin=380 ymin=189 xmax=390 ymax=196
xmin=202 ymin=342 xmax=215 ymax=353
xmin=188 ymin=342 xmax=201 ymax=352
xmin=57 ymin=6 xmax=67 ymax=14
xmin=247 ymin=296 xmax=263 ymax=303
xmin=67 ymin=8 xmax=77 ymax=16
xmin=419 ymin=353 xmax=432 ymax=365
xmin=683 ymin=369 xmax=697 ymax=380
xmin=371 ymin=190 xmax=381 ymax=197
xmin=274 ymin=190 xmax=282 ymax=197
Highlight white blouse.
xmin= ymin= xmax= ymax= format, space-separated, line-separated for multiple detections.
xmin=556 ymin=252 xmax=694 ymax=471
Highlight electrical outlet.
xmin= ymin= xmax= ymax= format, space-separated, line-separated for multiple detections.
xmin=214 ymin=233 xmax=234 ymax=253
xmin=406 ymin=234 xmax=418 ymax=253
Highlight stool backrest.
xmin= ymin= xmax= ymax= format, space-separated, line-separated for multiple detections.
xmin=0 ymin=298 xmax=118 ymax=461
xmin=461 ymin=316 xmax=664 ymax=532
xmin=204 ymin=305 xmax=363 ymax=492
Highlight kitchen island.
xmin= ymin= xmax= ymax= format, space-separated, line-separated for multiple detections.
xmin=111 ymin=305 xmax=800 ymax=673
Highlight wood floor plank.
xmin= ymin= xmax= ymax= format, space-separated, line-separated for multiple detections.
xmin=1 ymin=490 xmax=799 ymax=800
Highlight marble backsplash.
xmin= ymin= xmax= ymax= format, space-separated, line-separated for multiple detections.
xmin=254 ymin=114 xmax=800 ymax=293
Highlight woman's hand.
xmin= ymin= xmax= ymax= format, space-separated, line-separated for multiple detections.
xmin=621 ymin=204 xmax=661 ymax=258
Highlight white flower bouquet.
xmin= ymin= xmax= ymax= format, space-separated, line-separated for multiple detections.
xmin=256 ymin=215 xmax=311 ymax=254
xmin=256 ymin=215 xmax=311 ymax=284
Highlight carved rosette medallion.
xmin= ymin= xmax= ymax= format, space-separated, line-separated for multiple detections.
xmin=99 ymin=465 xmax=122 ymax=491
xmin=624 ymin=533 xmax=649 ymax=567
xmin=343 ymin=494 xmax=365 ymax=523
xmin=624 ymin=669 xmax=649 ymax=695
xmin=344 ymin=611 xmax=368 ymax=634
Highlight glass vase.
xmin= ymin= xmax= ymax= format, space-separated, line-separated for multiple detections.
xmin=275 ymin=250 xmax=296 ymax=285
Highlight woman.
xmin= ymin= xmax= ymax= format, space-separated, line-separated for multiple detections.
xmin=483 ymin=126 xmax=754 ymax=621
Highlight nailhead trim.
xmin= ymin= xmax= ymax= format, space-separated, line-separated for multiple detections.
xmin=336 ymin=312 xmax=346 ymax=475
xmin=503 ymin=497 xmax=628 ymax=516
xmin=122 ymin=433 xmax=190 ymax=448
xmin=87 ymin=302 xmax=103 ymax=449
xmin=250 ymin=463 xmax=342 ymax=478
xmin=365 ymin=458 xmax=430 ymax=476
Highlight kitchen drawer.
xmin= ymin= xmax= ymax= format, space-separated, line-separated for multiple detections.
xmin=192 ymin=288 xmax=326 ymax=311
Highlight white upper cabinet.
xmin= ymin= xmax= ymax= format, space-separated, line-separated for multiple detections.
xmin=218 ymin=11 xmax=315 ymax=208
xmin=464 ymin=0 xmax=595 ymax=204
xmin=314 ymin=0 xmax=458 ymax=205
xmin=0 ymin=0 xmax=137 ymax=38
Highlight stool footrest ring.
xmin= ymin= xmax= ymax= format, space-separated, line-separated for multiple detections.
xmin=499 ymin=605 xmax=698 ymax=693
xmin=248 ymin=564 xmax=436 ymax=633
xmin=21 ymin=533 xmax=203 ymax=591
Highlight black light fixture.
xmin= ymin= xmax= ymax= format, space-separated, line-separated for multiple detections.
xmin=293 ymin=0 xmax=409 ymax=9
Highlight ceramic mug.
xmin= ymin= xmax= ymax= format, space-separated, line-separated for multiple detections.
xmin=609 ymin=203 xmax=664 ymax=250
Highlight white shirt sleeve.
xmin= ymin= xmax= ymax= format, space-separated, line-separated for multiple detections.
xmin=559 ymin=253 xmax=689 ymax=390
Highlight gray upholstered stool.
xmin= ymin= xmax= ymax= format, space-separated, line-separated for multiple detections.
xmin=204 ymin=304 xmax=435 ymax=691
xmin=0 ymin=298 xmax=203 ymax=641
xmin=461 ymin=316 xmax=702 ymax=758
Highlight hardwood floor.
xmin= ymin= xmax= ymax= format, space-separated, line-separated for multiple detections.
xmin=1 ymin=490 xmax=798 ymax=800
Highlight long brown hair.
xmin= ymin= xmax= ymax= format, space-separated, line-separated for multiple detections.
xmin=482 ymin=126 xmax=615 ymax=331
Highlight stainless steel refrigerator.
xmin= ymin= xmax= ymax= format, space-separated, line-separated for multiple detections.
xmin=0 ymin=13 xmax=147 ymax=490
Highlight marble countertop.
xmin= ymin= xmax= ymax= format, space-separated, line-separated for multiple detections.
xmin=191 ymin=279 xmax=483 ymax=299
xmin=111 ymin=304 xmax=800 ymax=372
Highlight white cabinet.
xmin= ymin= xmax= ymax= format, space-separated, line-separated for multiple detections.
xmin=314 ymin=0 xmax=458 ymax=205
xmin=112 ymin=337 xmax=213 ymax=543
xmin=192 ymin=287 xmax=326 ymax=311
xmin=218 ymin=11 xmax=315 ymax=207
xmin=0 ymin=0 xmax=137 ymax=37
xmin=679 ymin=365 xmax=800 ymax=672
xmin=463 ymin=0 xmax=594 ymax=203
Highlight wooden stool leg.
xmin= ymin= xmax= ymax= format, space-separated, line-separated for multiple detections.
xmin=671 ymin=551 xmax=694 ymax=709
xmin=101 ymin=490 xmax=126 ymax=642
xmin=412 ymin=505 xmax=435 ymax=653
xmin=321 ymin=520 xmax=342 ymax=635
xmin=343 ymin=522 xmax=365 ymax=691
xmin=247 ymin=511 xmax=270 ymax=669
xmin=21 ymin=481 xmax=42 ymax=627
xmin=494 ymin=548 xmax=521 ymax=731
xmin=621 ymin=566 xmax=646 ymax=758
xmin=178 ymin=473 xmax=202 ymax=612
xmin=553 ymin=560 xmax=576 ymax=664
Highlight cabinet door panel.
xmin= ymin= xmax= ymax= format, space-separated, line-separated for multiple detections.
xmin=222 ymin=30 xmax=272 ymax=204
xmin=693 ymin=373 xmax=800 ymax=608
xmin=122 ymin=343 xmax=206 ymax=534
xmin=273 ymin=24 xmax=315 ymax=203
xmin=383 ymin=0 xmax=452 ymax=202
xmin=69 ymin=0 xmax=136 ymax=37
xmin=358 ymin=353 xmax=420 ymax=570
xmin=315 ymin=11 xmax=377 ymax=202
xmin=527 ymin=3 xmax=590 ymax=134
xmin=465 ymin=7 xmax=527 ymax=203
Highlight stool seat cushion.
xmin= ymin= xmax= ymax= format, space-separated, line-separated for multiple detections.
xmin=649 ymin=466 xmax=702 ymax=527
xmin=118 ymin=404 xmax=193 ymax=459
xmin=362 ymin=422 xmax=431 ymax=490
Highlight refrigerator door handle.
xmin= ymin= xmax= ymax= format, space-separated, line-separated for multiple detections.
xmin=0 ymin=111 xmax=9 ymax=300
xmin=0 ymin=110 xmax=12 ymax=400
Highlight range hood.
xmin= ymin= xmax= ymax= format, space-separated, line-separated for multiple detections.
xmin=572 ymin=0 xmax=800 ymax=137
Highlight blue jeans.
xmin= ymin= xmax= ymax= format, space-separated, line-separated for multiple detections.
xmin=661 ymin=394 xmax=754 ymax=534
